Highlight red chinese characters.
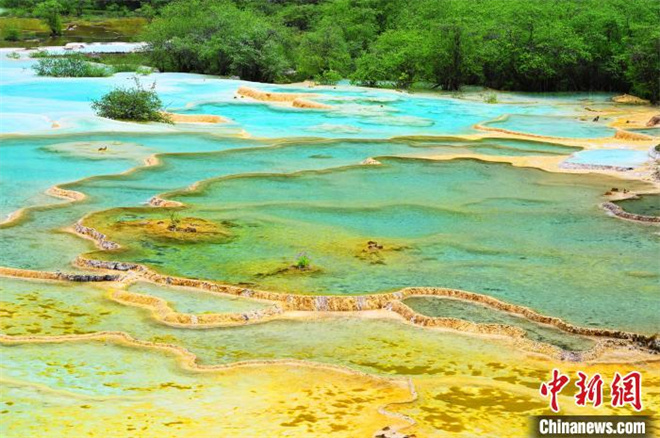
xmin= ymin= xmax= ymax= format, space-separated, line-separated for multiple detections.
xmin=540 ymin=370 xmax=643 ymax=412
xmin=540 ymin=368 xmax=570 ymax=412
xmin=611 ymin=371 xmax=643 ymax=411
xmin=574 ymin=371 xmax=603 ymax=408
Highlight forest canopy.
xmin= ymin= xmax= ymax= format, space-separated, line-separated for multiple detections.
xmin=4 ymin=0 xmax=659 ymax=100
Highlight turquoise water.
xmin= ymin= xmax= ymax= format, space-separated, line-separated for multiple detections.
xmin=0 ymin=135 xmax=575 ymax=271
xmin=564 ymin=149 xmax=650 ymax=167
xmin=0 ymin=46 xmax=657 ymax=337
xmin=1 ymin=52 xmax=601 ymax=139
xmin=487 ymin=114 xmax=615 ymax=138
xmin=2 ymin=44 xmax=660 ymax=438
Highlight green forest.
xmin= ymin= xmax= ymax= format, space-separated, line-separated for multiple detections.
xmin=2 ymin=0 xmax=659 ymax=101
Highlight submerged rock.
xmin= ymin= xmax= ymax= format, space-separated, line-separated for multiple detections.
xmin=361 ymin=157 xmax=382 ymax=165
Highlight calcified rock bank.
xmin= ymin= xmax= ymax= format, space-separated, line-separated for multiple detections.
xmin=601 ymin=201 xmax=660 ymax=224
xmin=51 ymin=249 xmax=660 ymax=354
xmin=163 ymin=112 xmax=229 ymax=124
xmin=612 ymin=94 xmax=651 ymax=105
xmin=3 ymin=259 xmax=657 ymax=362
xmin=237 ymin=86 xmax=331 ymax=109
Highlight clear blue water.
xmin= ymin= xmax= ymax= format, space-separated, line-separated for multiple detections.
xmin=565 ymin=149 xmax=650 ymax=167
xmin=487 ymin=114 xmax=616 ymax=138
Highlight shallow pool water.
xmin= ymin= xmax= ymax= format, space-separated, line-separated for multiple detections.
xmin=84 ymin=158 xmax=659 ymax=333
xmin=486 ymin=114 xmax=616 ymax=138
xmin=402 ymin=296 xmax=595 ymax=351
xmin=126 ymin=282 xmax=271 ymax=314
xmin=564 ymin=149 xmax=650 ymax=168
xmin=615 ymin=194 xmax=660 ymax=216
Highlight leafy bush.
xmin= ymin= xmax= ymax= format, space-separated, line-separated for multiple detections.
xmin=294 ymin=252 xmax=311 ymax=270
xmin=3 ymin=25 xmax=20 ymax=41
xmin=91 ymin=78 xmax=171 ymax=123
xmin=144 ymin=0 xmax=290 ymax=82
xmin=5 ymin=52 xmax=20 ymax=59
xmin=135 ymin=66 xmax=154 ymax=75
xmin=29 ymin=50 xmax=49 ymax=58
xmin=32 ymin=57 xmax=112 ymax=77
xmin=34 ymin=0 xmax=62 ymax=36
xmin=314 ymin=69 xmax=342 ymax=86
xmin=111 ymin=63 xmax=154 ymax=75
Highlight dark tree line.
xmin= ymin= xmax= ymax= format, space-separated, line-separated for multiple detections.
xmin=6 ymin=0 xmax=659 ymax=100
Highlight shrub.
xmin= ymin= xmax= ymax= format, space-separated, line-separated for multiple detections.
xmin=294 ymin=252 xmax=311 ymax=270
xmin=3 ymin=26 xmax=20 ymax=41
xmin=34 ymin=0 xmax=63 ymax=36
xmin=91 ymin=78 xmax=172 ymax=123
xmin=29 ymin=50 xmax=49 ymax=58
xmin=314 ymin=69 xmax=342 ymax=86
xmin=6 ymin=52 xmax=20 ymax=60
xmin=136 ymin=66 xmax=154 ymax=76
xmin=111 ymin=64 xmax=154 ymax=75
xmin=32 ymin=57 xmax=112 ymax=77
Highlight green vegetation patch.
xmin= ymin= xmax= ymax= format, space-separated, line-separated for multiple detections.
xmin=32 ymin=56 xmax=112 ymax=77
xmin=91 ymin=78 xmax=171 ymax=123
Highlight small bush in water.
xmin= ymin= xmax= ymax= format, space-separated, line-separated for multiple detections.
xmin=295 ymin=252 xmax=311 ymax=270
xmin=32 ymin=57 xmax=111 ymax=77
xmin=91 ymin=78 xmax=172 ymax=123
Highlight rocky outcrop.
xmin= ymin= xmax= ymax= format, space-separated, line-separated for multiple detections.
xmin=601 ymin=201 xmax=660 ymax=223
xmin=291 ymin=98 xmax=331 ymax=109
xmin=613 ymin=129 xmax=653 ymax=141
xmin=163 ymin=112 xmax=229 ymax=124
xmin=46 ymin=185 xmax=85 ymax=201
xmin=237 ymin=86 xmax=330 ymax=109
xmin=237 ymin=86 xmax=314 ymax=103
xmin=148 ymin=196 xmax=184 ymax=208
xmin=361 ymin=158 xmax=382 ymax=165
xmin=0 ymin=266 xmax=119 ymax=282
xmin=612 ymin=94 xmax=651 ymax=105
xmin=646 ymin=115 xmax=660 ymax=127
xmin=74 ymin=222 xmax=120 ymax=250
xmin=559 ymin=162 xmax=633 ymax=172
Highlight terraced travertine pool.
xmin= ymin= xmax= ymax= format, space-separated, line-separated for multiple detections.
xmin=0 ymin=45 xmax=659 ymax=438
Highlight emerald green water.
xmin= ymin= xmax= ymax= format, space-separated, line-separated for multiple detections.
xmin=84 ymin=158 xmax=659 ymax=334
xmin=615 ymin=194 xmax=660 ymax=217
xmin=0 ymin=135 xmax=576 ymax=271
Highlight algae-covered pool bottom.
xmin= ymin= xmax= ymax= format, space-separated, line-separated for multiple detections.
xmin=0 ymin=341 xmax=410 ymax=438
xmin=403 ymin=296 xmax=595 ymax=351
xmin=2 ymin=277 xmax=659 ymax=438
xmin=615 ymin=194 xmax=660 ymax=217
xmin=82 ymin=157 xmax=660 ymax=334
